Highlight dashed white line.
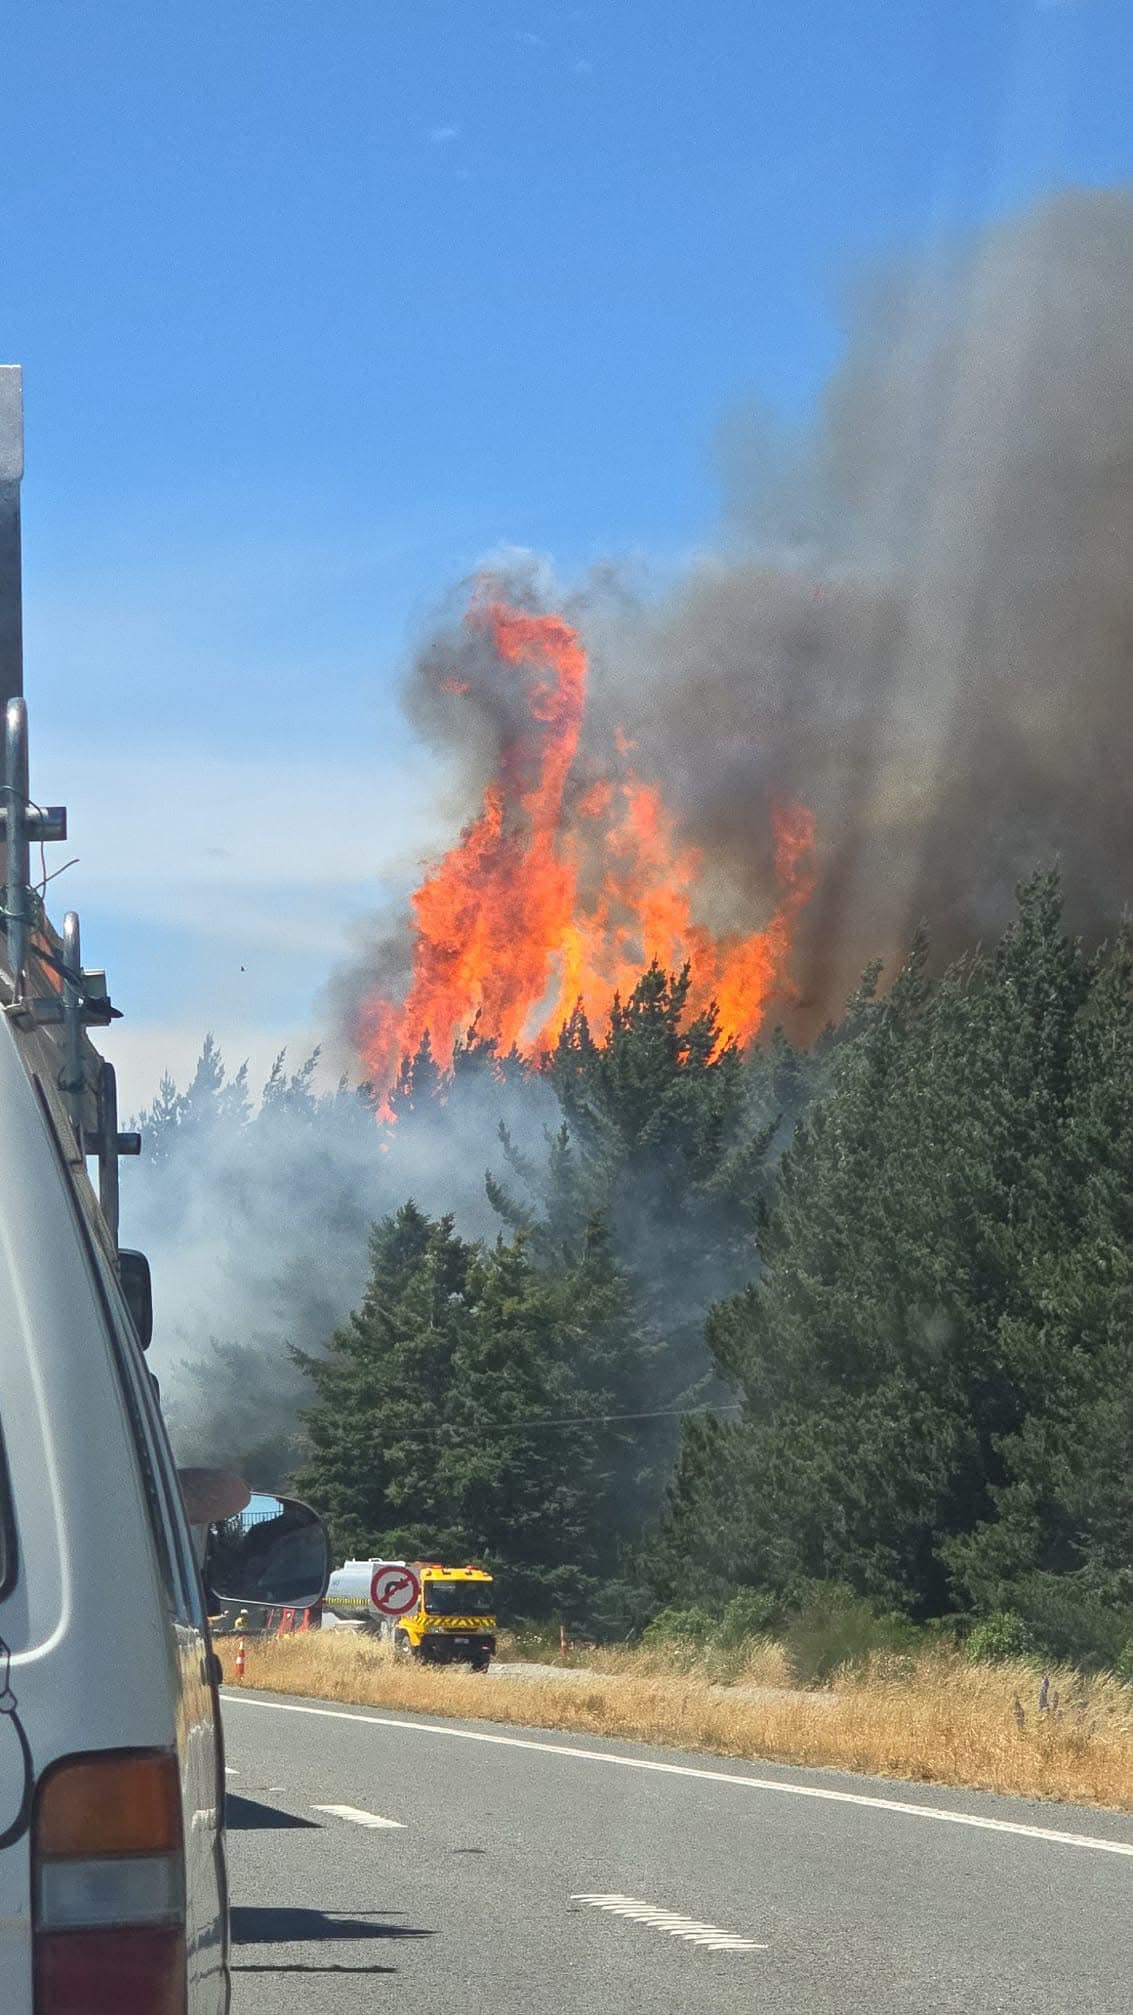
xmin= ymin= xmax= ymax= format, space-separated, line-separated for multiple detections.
xmin=222 ymin=1693 xmax=1133 ymax=1860
xmin=313 ymin=1803 xmax=405 ymax=1830
xmin=573 ymin=1893 xmax=766 ymax=1951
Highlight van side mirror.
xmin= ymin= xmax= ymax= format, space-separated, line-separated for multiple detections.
xmin=118 ymin=1249 xmax=153 ymax=1349
xmin=204 ymin=1492 xmax=330 ymax=1612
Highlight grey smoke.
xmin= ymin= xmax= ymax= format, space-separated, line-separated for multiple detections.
xmin=589 ymin=189 xmax=1133 ymax=1024
xmin=341 ymin=189 xmax=1133 ymax=1047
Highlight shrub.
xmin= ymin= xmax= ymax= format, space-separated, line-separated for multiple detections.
xmin=920 ymin=1614 xmax=964 ymax=1646
xmin=502 ymin=1620 xmax=568 ymax=1659
xmin=782 ymin=1582 xmax=919 ymax=1686
xmin=641 ymin=1605 xmax=716 ymax=1648
xmin=1115 ymin=1640 xmax=1133 ymax=1686
xmin=718 ymin=1590 xmax=783 ymax=1646
xmin=1008 ymin=1575 xmax=1133 ymax=1671
xmin=965 ymin=1611 xmax=1034 ymax=1664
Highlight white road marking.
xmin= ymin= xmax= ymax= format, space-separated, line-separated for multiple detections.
xmin=221 ymin=1694 xmax=1133 ymax=1860
xmin=572 ymin=1893 xmax=765 ymax=1951
xmin=313 ymin=1803 xmax=405 ymax=1830
xmin=224 ymin=1767 xmax=238 ymax=1777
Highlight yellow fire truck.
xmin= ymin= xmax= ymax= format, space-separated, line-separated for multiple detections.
xmin=323 ymin=1558 xmax=497 ymax=1671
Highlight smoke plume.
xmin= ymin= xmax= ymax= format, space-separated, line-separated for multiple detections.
xmin=340 ymin=189 xmax=1133 ymax=1055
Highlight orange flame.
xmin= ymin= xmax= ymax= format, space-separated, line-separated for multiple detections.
xmin=355 ymin=597 xmax=814 ymax=1091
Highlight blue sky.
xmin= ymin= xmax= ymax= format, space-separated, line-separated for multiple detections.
xmin=3 ymin=0 xmax=1128 ymax=1103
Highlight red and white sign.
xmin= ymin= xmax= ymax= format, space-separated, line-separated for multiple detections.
xmin=370 ymin=1564 xmax=420 ymax=1617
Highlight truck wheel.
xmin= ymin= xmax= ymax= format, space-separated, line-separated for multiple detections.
xmin=470 ymin=1653 xmax=490 ymax=1674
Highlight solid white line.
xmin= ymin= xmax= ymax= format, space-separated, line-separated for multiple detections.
xmin=221 ymin=1693 xmax=1133 ymax=1859
xmin=572 ymin=1893 xmax=766 ymax=1951
xmin=313 ymin=1803 xmax=405 ymax=1830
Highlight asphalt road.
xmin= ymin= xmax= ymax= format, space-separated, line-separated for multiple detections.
xmin=221 ymin=1685 xmax=1133 ymax=2013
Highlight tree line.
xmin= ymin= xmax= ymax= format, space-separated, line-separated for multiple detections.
xmin=139 ymin=874 xmax=1133 ymax=1666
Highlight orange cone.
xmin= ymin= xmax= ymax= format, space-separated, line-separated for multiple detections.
xmin=234 ymin=1637 xmax=246 ymax=1681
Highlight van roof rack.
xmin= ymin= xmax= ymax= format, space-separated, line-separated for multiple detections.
xmin=0 ymin=366 xmax=139 ymax=1246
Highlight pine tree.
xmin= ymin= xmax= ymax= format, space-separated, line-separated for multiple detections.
xmin=293 ymin=1200 xmax=649 ymax=1625
xmin=490 ymin=964 xmax=773 ymax=1535
xmin=652 ymin=926 xmax=953 ymax=1611
xmin=292 ymin=1203 xmax=476 ymax=1559
xmin=651 ymin=877 xmax=1112 ymax=1632
xmin=945 ymin=930 xmax=1133 ymax=1657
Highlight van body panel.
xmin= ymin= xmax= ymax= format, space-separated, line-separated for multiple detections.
xmin=0 ymin=1015 xmax=227 ymax=2013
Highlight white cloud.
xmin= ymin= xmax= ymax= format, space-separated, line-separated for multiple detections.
xmin=35 ymin=734 xmax=440 ymax=913
xmin=427 ymin=124 xmax=460 ymax=145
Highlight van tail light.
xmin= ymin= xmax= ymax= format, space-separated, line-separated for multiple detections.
xmin=33 ymin=1750 xmax=186 ymax=2015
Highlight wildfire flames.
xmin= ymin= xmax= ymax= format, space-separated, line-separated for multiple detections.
xmin=355 ymin=595 xmax=815 ymax=1093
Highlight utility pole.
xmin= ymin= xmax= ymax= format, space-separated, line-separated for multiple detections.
xmin=0 ymin=366 xmax=23 ymax=709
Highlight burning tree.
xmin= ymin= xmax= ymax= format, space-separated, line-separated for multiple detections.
xmin=350 ymin=592 xmax=815 ymax=1104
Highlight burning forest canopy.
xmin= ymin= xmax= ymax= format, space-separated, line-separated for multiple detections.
xmin=349 ymin=594 xmax=816 ymax=1101
xmin=335 ymin=188 xmax=1133 ymax=1088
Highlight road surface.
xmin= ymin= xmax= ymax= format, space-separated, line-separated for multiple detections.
xmin=221 ymin=1685 xmax=1133 ymax=2012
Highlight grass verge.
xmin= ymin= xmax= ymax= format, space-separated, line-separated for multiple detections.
xmin=231 ymin=1632 xmax=1133 ymax=1812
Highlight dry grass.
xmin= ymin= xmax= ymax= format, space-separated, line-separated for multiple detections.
xmin=230 ymin=1631 xmax=1133 ymax=1812
xmin=545 ymin=1634 xmax=797 ymax=1690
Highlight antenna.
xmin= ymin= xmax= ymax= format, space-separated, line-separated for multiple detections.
xmin=0 ymin=367 xmax=23 ymax=710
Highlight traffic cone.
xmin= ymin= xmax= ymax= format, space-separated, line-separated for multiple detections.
xmin=234 ymin=1637 xmax=246 ymax=1682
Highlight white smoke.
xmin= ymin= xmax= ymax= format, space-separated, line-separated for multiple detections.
xmin=120 ymin=1042 xmax=558 ymax=1483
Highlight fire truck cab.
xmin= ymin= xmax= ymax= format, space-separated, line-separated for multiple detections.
xmin=396 ymin=1565 xmax=497 ymax=1672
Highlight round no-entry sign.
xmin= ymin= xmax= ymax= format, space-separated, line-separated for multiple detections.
xmin=370 ymin=1564 xmax=421 ymax=1617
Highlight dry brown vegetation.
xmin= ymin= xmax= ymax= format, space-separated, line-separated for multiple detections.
xmin=229 ymin=1630 xmax=1133 ymax=1812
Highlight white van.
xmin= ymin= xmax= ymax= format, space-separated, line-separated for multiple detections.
xmin=0 ymin=368 xmax=327 ymax=2014
xmin=0 ymin=993 xmax=235 ymax=2014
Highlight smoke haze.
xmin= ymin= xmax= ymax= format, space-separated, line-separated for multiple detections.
xmin=122 ymin=1048 xmax=558 ymax=1480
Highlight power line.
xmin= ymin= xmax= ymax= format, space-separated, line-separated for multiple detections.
xmin=375 ymin=1400 xmax=744 ymax=1439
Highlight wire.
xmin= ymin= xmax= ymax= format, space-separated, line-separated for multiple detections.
xmin=379 ymin=1400 xmax=744 ymax=1439
xmin=0 ymin=1636 xmax=33 ymax=1851
xmin=0 ymin=1709 xmax=32 ymax=1850
xmin=26 ymin=798 xmax=75 ymax=898
xmin=36 ymin=856 xmax=79 ymax=892
xmin=0 ymin=787 xmax=78 ymax=913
